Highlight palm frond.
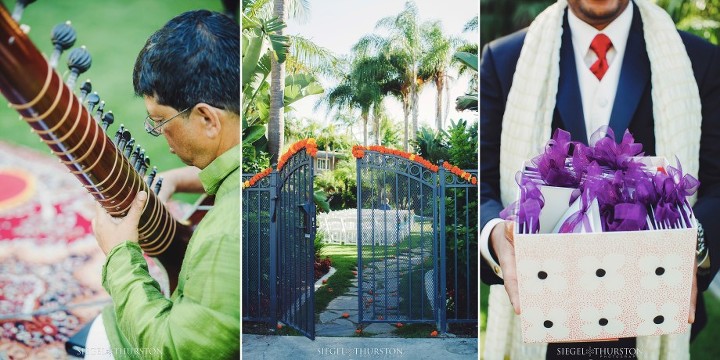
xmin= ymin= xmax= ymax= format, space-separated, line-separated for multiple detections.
xmin=287 ymin=34 xmax=340 ymax=77
xmin=463 ymin=15 xmax=479 ymax=32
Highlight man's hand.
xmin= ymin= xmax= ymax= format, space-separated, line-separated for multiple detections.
xmin=92 ymin=191 xmax=148 ymax=255
xmin=491 ymin=220 xmax=521 ymax=315
xmin=154 ymin=167 xmax=203 ymax=204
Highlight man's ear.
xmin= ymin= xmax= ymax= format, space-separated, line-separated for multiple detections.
xmin=194 ymin=103 xmax=221 ymax=138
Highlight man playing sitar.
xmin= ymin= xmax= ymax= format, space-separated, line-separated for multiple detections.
xmin=89 ymin=10 xmax=240 ymax=359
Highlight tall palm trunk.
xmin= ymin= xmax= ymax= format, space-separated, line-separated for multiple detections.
xmin=411 ymin=66 xmax=419 ymax=143
xmin=373 ymin=115 xmax=380 ymax=146
xmin=443 ymin=74 xmax=451 ymax=126
xmin=268 ymin=0 xmax=287 ymax=165
xmin=402 ymin=96 xmax=410 ymax=151
xmin=435 ymin=71 xmax=445 ymax=130
xmin=361 ymin=111 xmax=369 ymax=146
xmin=373 ymin=103 xmax=382 ymax=145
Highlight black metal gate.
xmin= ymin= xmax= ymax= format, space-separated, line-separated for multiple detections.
xmin=357 ymin=150 xmax=438 ymax=326
xmin=277 ymin=149 xmax=316 ymax=339
xmin=242 ymin=148 xmax=316 ymax=339
xmin=356 ymin=148 xmax=477 ymax=333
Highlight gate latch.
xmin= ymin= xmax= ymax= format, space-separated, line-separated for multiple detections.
xmin=297 ymin=201 xmax=313 ymax=237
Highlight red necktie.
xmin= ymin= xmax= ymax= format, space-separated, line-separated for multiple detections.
xmin=589 ymin=34 xmax=613 ymax=81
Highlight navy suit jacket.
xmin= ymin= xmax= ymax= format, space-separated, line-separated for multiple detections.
xmin=481 ymin=4 xmax=720 ymax=340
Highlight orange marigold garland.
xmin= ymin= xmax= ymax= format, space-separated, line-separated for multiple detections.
xmin=243 ymin=166 xmax=273 ymax=189
xmin=277 ymin=138 xmax=319 ymax=170
xmin=351 ymin=145 xmax=440 ymax=172
xmin=351 ymin=145 xmax=365 ymax=159
xmin=442 ymin=161 xmax=478 ymax=185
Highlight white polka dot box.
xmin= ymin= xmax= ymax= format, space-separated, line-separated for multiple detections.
xmin=511 ymin=158 xmax=697 ymax=343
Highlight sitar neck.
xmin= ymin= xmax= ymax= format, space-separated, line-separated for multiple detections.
xmin=0 ymin=3 xmax=190 ymax=281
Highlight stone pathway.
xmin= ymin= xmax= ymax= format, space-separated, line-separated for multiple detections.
xmin=316 ymin=277 xmax=402 ymax=337
xmin=316 ymin=248 xmax=437 ymax=338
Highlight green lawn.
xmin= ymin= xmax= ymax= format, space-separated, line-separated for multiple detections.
xmin=480 ymin=284 xmax=720 ymax=359
xmin=690 ymin=291 xmax=720 ymax=359
xmin=0 ymin=0 xmax=224 ymax=203
xmin=315 ymin=245 xmax=358 ymax=315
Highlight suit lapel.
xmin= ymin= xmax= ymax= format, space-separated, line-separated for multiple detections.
xmin=556 ymin=10 xmax=588 ymax=144
xmin=608 ymin=3 xmax=650 ymax=142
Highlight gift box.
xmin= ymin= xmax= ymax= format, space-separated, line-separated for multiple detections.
xmin=506 ymin=129 xmax=698 ymax=343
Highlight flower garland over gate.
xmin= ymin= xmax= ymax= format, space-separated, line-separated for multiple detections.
xmin=243 ymin=138 xmax=319 ymax=189
xmin=352 ymin=145 xmax=477 ymax=185
xmin=243 ymin=141 xmax=477 ymax=188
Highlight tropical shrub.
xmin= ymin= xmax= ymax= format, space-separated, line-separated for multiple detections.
xmin=314 ymin=158 xmax=357 ymax=211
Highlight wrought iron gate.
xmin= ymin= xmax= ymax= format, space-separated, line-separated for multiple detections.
xmin=242 ymin=149 xmax=316 ymax=339
xmin=357 ymin=149 xmax=477 ymax=333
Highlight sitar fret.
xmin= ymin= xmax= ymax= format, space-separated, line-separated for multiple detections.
xmin=0 ymin=3 xmax=191 ymax=290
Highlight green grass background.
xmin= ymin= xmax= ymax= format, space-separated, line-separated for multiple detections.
xmin=0 ymin=0 xmax=225 ymax=202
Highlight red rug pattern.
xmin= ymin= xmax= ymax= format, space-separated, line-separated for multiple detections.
xmin=0 ymin=142 xmax=168 ymax=359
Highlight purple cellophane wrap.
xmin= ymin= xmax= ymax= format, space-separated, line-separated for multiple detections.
xmin=502 ymin=127 xmax=700 ymax=233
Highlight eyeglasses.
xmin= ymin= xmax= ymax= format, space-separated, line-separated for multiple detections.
xmin=144 ymin=106 xmax=192 ymax=136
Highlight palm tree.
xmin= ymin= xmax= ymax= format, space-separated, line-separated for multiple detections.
xmin=324 ymin=74 xmax=372 ymax=146
xmin=455 ymin=15 xmax=479 ymax=81
xmin=378 ymin=113 xmax=403 ymax=148
xmin=323 ymin=54 xmax=391 ymax=147
xmin=454 ymin=15 xmax=479 ymax=113
xmin=268 ymin=0 xmax=288 ymax=165
xmin=353 ymin=40 xmax=411 ymax=150
xmin=285 ymin=35 xmax=339 ymax=78
xmin=351 ymin=55 xmax=399 ymax=146
xmin=352 ymin=2 xmax=428 ymax=151
xmin=419 ymin=21 xmax=464 ymax=131
xmin=244 ymin=0 xmax=337 ymax=163
xmin=454 ymin=51 xmax=478 ymax=112
xmin=377 ymin=1 xmax=423 ymax=148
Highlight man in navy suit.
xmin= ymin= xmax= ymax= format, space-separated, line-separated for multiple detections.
xmin=481 ymin=0 xmax=720 ymax=358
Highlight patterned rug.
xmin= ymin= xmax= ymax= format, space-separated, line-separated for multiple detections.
xmin=0 ymin=142 xmax=168 ymax=360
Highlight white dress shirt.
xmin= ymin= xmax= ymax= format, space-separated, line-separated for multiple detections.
xmin=569 ymin=3 xmax=633 ymax=141
xmin=480 ymin=5 xmax=635 ymax=277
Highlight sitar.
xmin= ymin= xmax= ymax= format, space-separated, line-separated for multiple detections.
xmin=0 ymin=2 xmax=192 ymax=291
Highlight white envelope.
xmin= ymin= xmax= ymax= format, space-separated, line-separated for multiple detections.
xmin=537 ymin=185 xmax=575 ymax=234
xmin=551 ymin=197 xmax=603 ymax=233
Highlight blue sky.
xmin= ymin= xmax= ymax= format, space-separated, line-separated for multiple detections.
xmin=286 ymin=0 xmax=478 ymax=137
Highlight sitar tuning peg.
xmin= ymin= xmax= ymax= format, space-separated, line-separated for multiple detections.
xmin=153 ymin=177 xmax=164 ymax=195
xmin=79 ymin=80 xmax=92 ymax=103
xmin=145 ymin=166 xmax=157 ymax=187
xmin=123 ymin=138 xmax=135 ymax=157
xmin=117 ymin=130 xmax=131 ymax=152
xmin=129 ymin=145 xmax=140 ymax=167
xmin=65 ymin=46 xmax=92 ymax=89
xmin=11 ymin=0 xmax=36 ymax=22
xmin=135 ymin=149 xmax=146 ymax=172
xmin=113 ymin=124 xmax=125 ymax=145
xmin=139 ymin=157 xmax=150 ymax=177
xmin=49 ymin=21 xmax=76 ymax=69
xmin=93 ymin=101 xmax=105 ymax=123
xmin=101 ymin=111 xmax=114 ymax=131
xmin=86 ymin=92 xmax=100 ymax=112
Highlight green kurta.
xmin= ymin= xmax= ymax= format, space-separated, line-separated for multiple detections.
xmin=100 ymin=145 xmax=240 ymax=359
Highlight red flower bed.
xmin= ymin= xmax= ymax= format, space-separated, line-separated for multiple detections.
xmin=314 ymin=256 xmax=332 ymax=281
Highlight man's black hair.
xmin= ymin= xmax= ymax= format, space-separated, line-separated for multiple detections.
xmin=133 ymin=10 xmax=239 ymax=114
